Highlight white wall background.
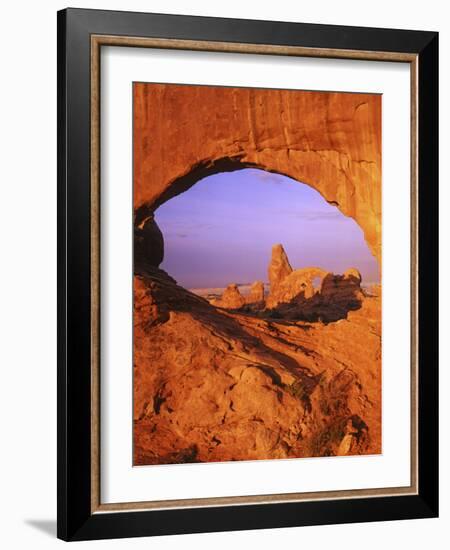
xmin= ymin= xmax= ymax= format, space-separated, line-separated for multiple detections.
xmin=0 ymin=1 xmax=446 ymax=548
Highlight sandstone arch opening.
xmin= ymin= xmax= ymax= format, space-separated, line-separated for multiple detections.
xmin=134 ymin=155 xmax=380 ymax=270
xmin=135 ymin=167 xmax=379 ymax=323
xmin=155 ymin=167 xmax=378 ymax=287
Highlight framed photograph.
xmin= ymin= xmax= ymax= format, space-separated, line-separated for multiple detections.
xmin=57 ymin=8 xmax=438 ymax=541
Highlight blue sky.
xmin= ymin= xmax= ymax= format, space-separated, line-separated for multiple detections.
xmin=155 ymin=169 xmax=380 ymax=288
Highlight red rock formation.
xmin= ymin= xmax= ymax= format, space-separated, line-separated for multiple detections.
xmin=268 ymin=244 xmax=293 ymax=292
xmin=132 ymin=83 xmax=382 ymax=465
xmin=265 ymin=245 xmax=364 ymax=321
xmin=135 ymin=216 xmax=164 ymax=272
xmin=133 ymin=84 xmax=381 ymax=261
xmin=267 ymin=246 xmax=328 ymax=308
xmin=211 ymin=283 xmax=246 ymax=310
xmin=246 ymin=280 xmax=265 ymax=306
xmin=320 ymin=269 xmax=364 ymax=309
xmin=133 ymin=268 xmax=381 ymax=465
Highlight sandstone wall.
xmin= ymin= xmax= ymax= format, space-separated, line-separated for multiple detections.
xmin=134 ymin=83 xmax=381 ymax=261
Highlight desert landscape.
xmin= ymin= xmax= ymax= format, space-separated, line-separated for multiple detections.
xmin=133 ymin=83 xmax=381 ymax=465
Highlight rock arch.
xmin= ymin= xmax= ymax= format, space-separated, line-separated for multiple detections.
xmin=134 ymin=83 xmax=381 ymax=263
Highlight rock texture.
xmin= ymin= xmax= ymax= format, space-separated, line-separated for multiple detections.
xmin=320 ymin=269 xmax=364 ymax=310
xmin=134 ymin=214 xmax=164 ymax=269
xmin=265 ymin=245 xmax=364 ymax=322
xmin=267 ymin=257 xmax=328 ymax=308
xmin=268 ymin=244 xmax=293 ymax=292
xmin=211 ymin=283 xmax=246 ymax=310
xmin=133 ymin=84 xmax=381 ymax=261
xmin=246 ymin=280 xmax=265 ymax=306
xmin=134 ymin=266 xmax=381 ymax=465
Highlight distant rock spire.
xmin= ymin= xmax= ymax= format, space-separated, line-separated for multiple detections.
xmin=268 ymin=244 xmax=293 ymax=291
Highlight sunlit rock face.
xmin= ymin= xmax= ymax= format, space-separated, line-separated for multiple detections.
xmin=268 ymin=244 xmax=293 ymax=292
xmin=133 ymin=84 xmax=381 ymax=261
xmin=133 ymin=266 xmax=381 ymax=465
xmin=246 ymin=281 xmax=265 ymax=306
xmin=263 ymin=245 xmax=364 ymax=322
xmin=320 ymin=269 xmax=365 ymax=311
xmin=210 ymin=283 xmax=245 ymax=310
xmin=267 ymin=244 xmax=328 ymax=309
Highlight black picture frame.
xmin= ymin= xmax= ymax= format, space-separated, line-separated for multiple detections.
xmin=57 ymin=7 xmax=438 ymax=541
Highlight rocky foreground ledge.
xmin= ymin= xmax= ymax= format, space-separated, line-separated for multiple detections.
xmin=133 ymin=247 xmax=381 ymax=465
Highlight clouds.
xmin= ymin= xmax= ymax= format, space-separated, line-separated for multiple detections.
xmin=264 ymin=207 xmax=347 ymax=223
xmin=293 ymin=210 xmax=345 ymax=222
xmin=251 ymin=170 xmax=286 ymax=184
xmin=158 ymin=221 xmax=216 ymax=240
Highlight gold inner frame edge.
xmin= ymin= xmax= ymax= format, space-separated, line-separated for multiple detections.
xmin=90 ymin=34 xmax=419 ymax=514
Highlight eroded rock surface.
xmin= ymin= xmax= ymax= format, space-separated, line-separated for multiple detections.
xmin=264 ymin=245 xmax=364 ymax=322
xmin=210 ymin=283 xmax=245 ymax=310
xmin=134 ymin=215 xmax=164 ymax=269
xmin=268 ymin=244 xmax=293 ymax=292
xmin=320 ymin=269 xmax=364 ymax=311
xmin=246 ymin=280 xmax=265 ymax=306
xmin=267 ymin=254 xmax=328 ymax=309
xmin=134 ymin=266 xmax=381 ymax=465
